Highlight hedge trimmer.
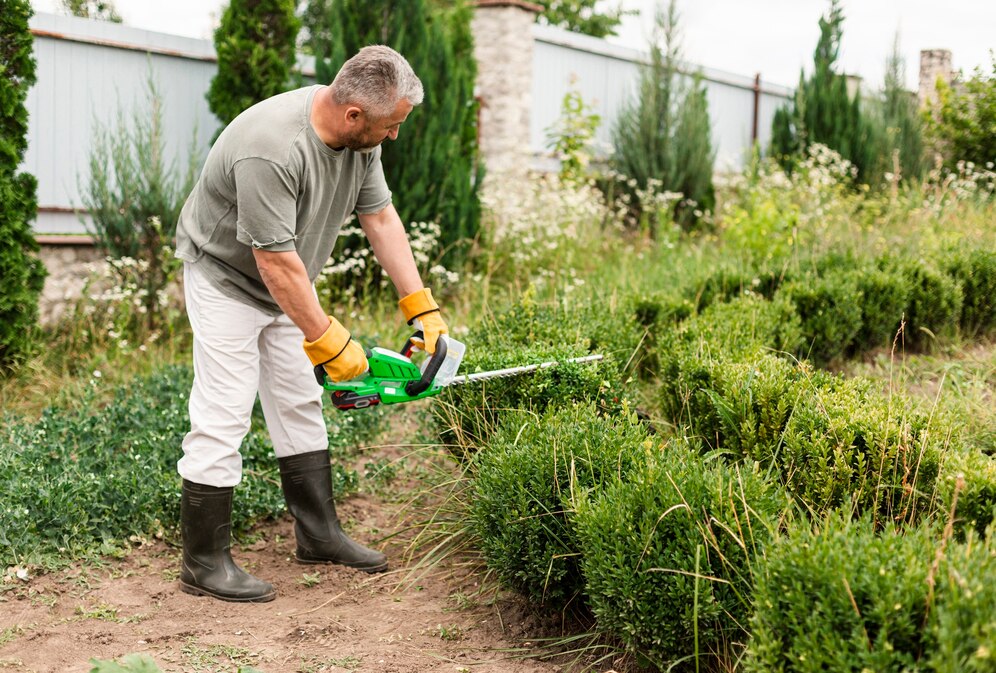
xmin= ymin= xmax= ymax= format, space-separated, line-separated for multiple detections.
xmin=315 ymin=332 xmax=603 ymax=411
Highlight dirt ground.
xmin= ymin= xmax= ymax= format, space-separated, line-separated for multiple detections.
xmin=0 ymin=493 xmax=598 ymax=673
xmin=0 ymin=420 xmax=621 ymax=673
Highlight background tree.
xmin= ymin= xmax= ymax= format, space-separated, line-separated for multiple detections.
xmin=875 ymin=34 xmax=927 ymax=183
xmin=533 ymin=0 xmax=635 ymax=38
xmin=770 ymin=0 xmax=879 ymax=183
xmin=207 ymin=0 xmax=301 ymax=133
xmin=60 ymin=0 xmax=122 ymax=22
xmin=924 ymin=54 xmax=996 ymax=171
xmin=0 ymin=0 xmax=47 ymax=371
xmin=610 ymin=0 xmax=715 ymax=232
xmin=314 ymin=0 xmax=482 ymax=262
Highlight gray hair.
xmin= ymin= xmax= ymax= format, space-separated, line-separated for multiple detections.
xmin=330 ymin=45 xmax=424 ymax=118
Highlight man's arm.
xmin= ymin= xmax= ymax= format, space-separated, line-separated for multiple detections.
xmin=357 ymin=204 xmax=424 ymax=296
xmin=252 ymin=248 xmax=330 ymax=341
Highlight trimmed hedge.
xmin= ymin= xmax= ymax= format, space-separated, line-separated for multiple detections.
xmin=576 ymin=447 xmax=788 ymax=669
xmin=748 ymin=516 xmax=936 ymax=672
xmin=471 ymin=403 xmax=652 ymax=608
xmin=942 ymin=246 xmax=996 ymax=338
xmin=776 ymin=270 xmax=863 ymax=366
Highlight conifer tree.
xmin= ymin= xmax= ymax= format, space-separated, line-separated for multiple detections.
xmin=207 ymin=0 xmax=301 ymax=131
xmin=770 ymin=0 xmax=878 ymax=182
xmin=611 ymin=0 xmax=715 ymax=231
xmin=314 ymin=0 xmax=481 ymax=260
xmin=0 ymin=0 xmax=46 ymax=370
xmin=878 ymin=34 xmax=927 ymax=182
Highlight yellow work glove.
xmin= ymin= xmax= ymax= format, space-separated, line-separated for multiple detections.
xmin=303 ymin=316 xmax=369 ymax=383
xmin=398 ymin=288 xmax=449 ymax=354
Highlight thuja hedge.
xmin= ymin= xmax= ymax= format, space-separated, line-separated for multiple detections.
xmin=748 ymin=516 xmax=996 ymax=672
xmin=0 ymin=365 xmax=382 ymax=568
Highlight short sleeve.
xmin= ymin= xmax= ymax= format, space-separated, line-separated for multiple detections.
xmin=354 ymin=149 xmax=393 ymax=215
xmin=233 ymin=158 xmax=299 ymax=251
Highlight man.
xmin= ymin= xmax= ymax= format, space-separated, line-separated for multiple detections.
xmin=173 ymin=45 xmax=447 ymax=603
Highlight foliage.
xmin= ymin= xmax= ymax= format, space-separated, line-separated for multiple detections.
xmin=924 ymin=54 xmax=996 ymax=171
xmin=873 ymin=34 xmax=928 ymax=183
xmin=576 ymin=445 xmax=787 ymax=670
xmin=0 ymin=0 xmax=46 ymax=373
xmin=89 ymin=654 xmax=163 ymax=673
xmin=315 ymin=0 xmax=482 ymax=262
xmin=775 ymin=270 xmax=863 ymax=366
xmin=942 ymin=246 xmax=996 ymax=337
xmin=882 ymin=256 xmax=963 ymax=351
xmin=748 ymin=516 xmax=937 ymax=672
xmin=0 ymin=365 xmax=384 ymax=568
xmin=610 ymin=0 xmax=715 ymax=232
xmin=207 ymin=0 xmax=300 ymax=132
xmin=80 ymin=74 xmax=199 ymax=338
xmin=532 ymin=0 xmax=635 ymax=39
xmin=545 ymin=82 xmax=602 ymax=185
xmin=471 ymin=403 xmax=652 ymax=608
xmin=769 ymin=0 xmax=879 ymax=183
xmin=60 ymin=0 xmax=121 ymax=22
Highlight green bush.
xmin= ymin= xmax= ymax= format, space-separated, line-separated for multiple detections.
xmin=0 ymin=0 xmax=46 ymax=371
xmin=848 ymin=266 xmax=910 ymax=352
xmin=576 ymin=446 xmax=787 ymax=669
xmin=0 ymin=365 xmax=382 ymax=568
xmin=884 ymin=257 xmax=963 ymax=350
xmin=942 ymin=246 xmax=996 ymax=337
xmin=748 ymin=516 xmax=936 ymax=672
xmin=937 ymin=447 xmax=996 ymax=537
xmin=776 ymin=270 xmax=863 ymax=366
xmin=778 ymin=376 xmax=942 ymax=520
xmin=435 ymin=295 xmax=639 ymax=448
xmin=657 ymin=295 xmax=803 ymax=430
xmin=471 ymin=403 xmax=652 ymax=608
xmin=929 ymin=531 xmax=996 ymax=672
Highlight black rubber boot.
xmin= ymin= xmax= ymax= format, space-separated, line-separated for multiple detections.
xmin=278 ymin=451 xmax=388 ymax=573
xmin=179 ymin=480 xmax=276 ymax=602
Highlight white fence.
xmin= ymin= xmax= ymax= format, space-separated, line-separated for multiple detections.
xmin=23 ymin=11 xmax=790 ymax=236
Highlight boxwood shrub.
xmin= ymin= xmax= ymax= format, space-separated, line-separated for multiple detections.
xmin=576 ymin=447 xmax=788 ymax=670
xmin=747 ymin=516 xmax=936 ymax=672
xmin=848 ymin=265 xmax=910 ymax=353
xmin=942 ymin=246 xmax=996 ymax=338
xmin=883 ymin=257 xmax=963 ymax=350
xmin=775 ymin=270 xmax=863 ymax=366
xmin=470 ymin=403 xmax=652 ymax=608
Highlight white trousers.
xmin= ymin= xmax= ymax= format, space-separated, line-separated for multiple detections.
xmin=178 ymin=262 xmax=328 ymax=487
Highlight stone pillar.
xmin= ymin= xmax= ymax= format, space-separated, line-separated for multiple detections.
xmin=36 ymin=240 xmax=104 ymax=326
xmin=471 ymin=0 xmax=542 ymax=178
xmin=919 ymin=49 xmax=953 ymax=109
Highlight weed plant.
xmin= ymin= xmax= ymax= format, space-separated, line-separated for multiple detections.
xmin=0 ymin=365 xmax=386 ymax=569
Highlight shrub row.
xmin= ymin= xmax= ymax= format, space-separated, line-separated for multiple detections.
xmin=749 ymin=515 xmax=996 ymax=672
xmin=0 ymin=365 xmax=382 ymax=568
xmin=656 ymin=294 xmax=992 ymax=527
xmin=679 ymin=246 xmax=996 ymax=365
xmin=471 ymin=402 xmax=790 ymax=669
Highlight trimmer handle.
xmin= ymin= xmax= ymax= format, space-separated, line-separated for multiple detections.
xmin=400 ymin=330 xmax=448 ymax=396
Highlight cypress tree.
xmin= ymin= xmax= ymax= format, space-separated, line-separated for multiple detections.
xmin=0 ymin=0 xmax=46 ymax=371
xmin=770 ymin=0 xmax=878 ymax=182
xmin=878 ymin=34 xmax=927 ymax=182
xmin=610 ymin=0 xmax=715 ymax=231
xmin=314 ymin=0 xmax=482 ymax=260
xmin=207 ymin=0 xmax=301 ymax=131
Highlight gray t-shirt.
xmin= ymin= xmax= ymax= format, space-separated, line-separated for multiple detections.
xmin=175 ymin=85 xmax=392 ymax=315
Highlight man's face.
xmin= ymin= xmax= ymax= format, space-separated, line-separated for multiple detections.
xmin=343 ymin=99 xmax=414 ymax=153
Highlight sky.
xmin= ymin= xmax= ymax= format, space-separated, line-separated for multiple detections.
xmin=30 ymin=0 xmax=996 ymax=91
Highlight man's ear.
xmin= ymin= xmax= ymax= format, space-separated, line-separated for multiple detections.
xmin=345 ymin=106 xmax=363 ymax=125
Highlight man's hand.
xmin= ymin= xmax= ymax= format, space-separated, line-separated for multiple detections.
xmin=303 ymin=316 xmax=369 ymax=382
xmin=399 ymin=288 xmax=448 ymax=354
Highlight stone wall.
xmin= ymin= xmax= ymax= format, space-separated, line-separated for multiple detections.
xmin=36 ymin=241 xmax=104 ymax=326
xmin=919 ymin=49 xmax=954 ymax=109
xmin=471 ymin=0 xmax=541 ymax=179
